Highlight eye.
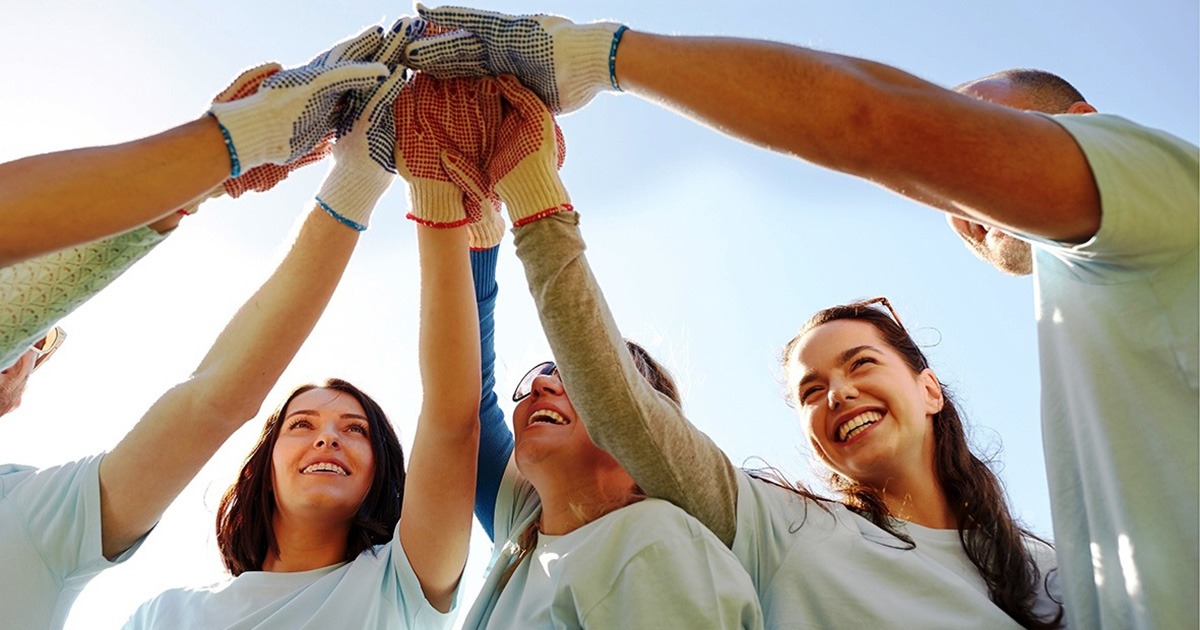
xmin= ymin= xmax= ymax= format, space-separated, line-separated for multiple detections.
xmin=348 ymin=423 xmax=370 ymax=436
xmin=850 ymin=356 xmax=878 ymax=370
xmin=799 ymin=384 xmax=823 ymax=404
xmin=286 ymin=419 xmax=312 ymax=431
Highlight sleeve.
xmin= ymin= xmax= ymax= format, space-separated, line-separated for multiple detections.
xmin=6 ymin=455 xmax=142 ymax=588
xmin=470 ymin=245 xmax=515 ymax=541
xmin=1033 ymin=113 xmax=1199 ymax=267
xmin=511 ymin=212 xmax=739 ymax=546
xmin=579 ymin=516 xmax=764 ymax=629
xmin=0 ymin=227 xmax=168 ymax=368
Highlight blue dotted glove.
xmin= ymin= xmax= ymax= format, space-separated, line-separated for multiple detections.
xmin=208 ymin=26 xmax=390 ymax=176
xmin=314 ymin=64 xmax=412 ymax=231
xmin=405 ymin=4 xmax=626 ymax=114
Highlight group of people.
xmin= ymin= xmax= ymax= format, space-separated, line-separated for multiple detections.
xmin=1 ymin=5 xmax=1195 ymax=629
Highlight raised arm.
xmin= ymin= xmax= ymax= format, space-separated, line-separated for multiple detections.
xmin=0 ymin=26 xmax=389 ymax=267
xmin=393 ymin=67 xmax=502 ymax=611
xmin=96 ymin=54 xmax=405 ymax=560
xmin=408 ymin=7 xmax=1100 ymax=243
xmin=482 ymin=75 xmax=739 ymax=545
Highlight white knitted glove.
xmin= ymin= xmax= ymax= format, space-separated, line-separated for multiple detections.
xmin=405 ymin=4 xmax=627 ymax=114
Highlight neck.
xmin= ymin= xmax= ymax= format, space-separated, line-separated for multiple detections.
xmin=261 ymin=511 xmax=352 ymax=573
xmin=524 ymin=456 xmax=638 ymax=536
xmin=869 ymin=454 xmax=956 ymax=529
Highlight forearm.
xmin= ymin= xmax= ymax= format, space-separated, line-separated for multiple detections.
xmin=615 ymin=31 xmax=1099 ymax=240
xmin=0 ymin=227 xmax=167 ymax=369
xmin=513 ymin=212 xmax=738 ymax=545
xmin=470 ymin=246 xmax=514 ymax=540
xmin=0 ymin=116 xmax=229 ymax=266
xmin=400 ymin=225 xmax=480 ymax=612
xmin=99 ymin=207 xmax=358 ymax=558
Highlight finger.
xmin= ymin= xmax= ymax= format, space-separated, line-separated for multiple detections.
xmin=495 ymin=74 xmax=547 ymax=114
xmin=441 ymin=149 xmax=490 ymax=205
xmin=405 ymin=31 xmax=486 ymax=73
xmin=214 ymin=62 xmax=283 ymax=103
xmin=311 ymin=24 xmax=385 ymax=67
xmin=378 ymin=17 xmax=424 ymax=71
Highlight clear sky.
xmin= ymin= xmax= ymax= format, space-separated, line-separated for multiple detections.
xmin=2 ymin=1 xmax=1196 ymax=627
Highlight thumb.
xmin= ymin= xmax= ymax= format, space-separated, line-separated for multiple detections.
xmin=214 ymin=62 xmax=283 ymax=103
xmin=441 ymin=149 xmax=491 ymax=214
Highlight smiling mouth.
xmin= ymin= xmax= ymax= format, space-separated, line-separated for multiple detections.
xmin=837 ymin=411 xmax=883 ymax=442
xmin=301 ymin=462 xmax=348 ymax=475
xmin=527 ymin=409 xmax=568 ymax=427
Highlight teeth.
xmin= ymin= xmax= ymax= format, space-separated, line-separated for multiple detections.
xmin=838 ymin=411 xmax=883 ymax=442
xmin=528 ymin=409 xmax=567 ymax=426
xmin=302 ymin=462 xmax=347 ymax=475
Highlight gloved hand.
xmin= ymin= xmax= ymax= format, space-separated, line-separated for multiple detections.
xmin=313 ymin=63 xmax=412 ymax=231
xmin=405 ymin=4 xmax=627 ymax=114
xmin=477 ymin=75 xmax=570 ymax=227
xmin=394 ymin=73 xmax=502 ymax=228
xmin=208 ymin=26 xmax=389 ymax=176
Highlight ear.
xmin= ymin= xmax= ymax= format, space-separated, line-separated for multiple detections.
xmin=1066 ymin=100 xmax=1097 ymax=114
xmin=918 ymin=368 xmax=945 ymax=415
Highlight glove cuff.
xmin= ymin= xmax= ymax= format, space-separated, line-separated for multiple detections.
xmin=495 ymin=156 xmax=572 ymax=227
xmin=406 ymin=180 xmax=471 ymax=227
xmin=207 ymin=100 xmax=285 ymax=174
xmin=315 ymin=161 xmax=394 ymax=231
xmin=468 ymin=210 xmax=507 ymax=250
xmin=558 ymin=22 xmax=625 ymax=111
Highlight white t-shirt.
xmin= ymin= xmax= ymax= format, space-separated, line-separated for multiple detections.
xmin=732 ymin=473 xmax=1064 ymax=628
xmin=0 ymin=454 xmax=143 ymax=629
xmin=464 ymin=459 xmax=763 ymax=629
xmin=124 ymin=520 xmax=456 ymax=629
xmin=1025 ymin=112 xmax=1199 ymax=629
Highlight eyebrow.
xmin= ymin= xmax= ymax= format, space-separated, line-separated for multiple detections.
xmin=284 ymin=409 xmax=370 ymax=422
xmin=796 ymin=345 xmax=881 ymax=391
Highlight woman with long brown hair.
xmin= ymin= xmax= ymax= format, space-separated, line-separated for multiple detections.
xmin=484 ymin=66 xmax=1066 ymax=627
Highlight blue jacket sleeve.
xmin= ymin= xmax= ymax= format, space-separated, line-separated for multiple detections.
xmin=470 ymin=245 xmax=514 ymax=541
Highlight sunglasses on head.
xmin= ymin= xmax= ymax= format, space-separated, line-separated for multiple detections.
xmin=512 ymin=361 xmax=558 ymax=402
xmin=31 ymin=326 xmax=66 ymax=371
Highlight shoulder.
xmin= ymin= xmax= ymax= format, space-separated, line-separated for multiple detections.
xmin=0 ymin=454 xmax=103 ymax=500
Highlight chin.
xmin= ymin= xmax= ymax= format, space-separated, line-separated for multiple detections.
xmin=965 ymin=230 xmax=1034 ymax=276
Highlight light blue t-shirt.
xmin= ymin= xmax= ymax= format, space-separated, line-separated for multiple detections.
xmin=731 ymin=472 xmax=1064 ymax=628
xmin=0 ymin=454 xmax=143 ymax=629
xmin=1026 ymin=113 xmax=1199 ymax=629
xmin=464 ymin=459 xmax=763 ymax=629
xmin=124 ymin=519 xmax=456 ymax=629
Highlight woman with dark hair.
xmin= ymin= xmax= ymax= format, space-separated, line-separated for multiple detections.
xmin=477 ymin=73 xmax=1065 ymax=627
xmin=124 ymin=40 xmax=485 ymax=629
xmin=454 ymin=75 xmax=762 ymax=628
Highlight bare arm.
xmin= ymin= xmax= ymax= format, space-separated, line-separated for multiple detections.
xmin=399 ymin=225 xmax=481 ymax=613
xmin=616 ymin=32 xmax=1100 ymax=242
xmin=98 ymin=207 xmax=359 ymax=559
xmin=0 ymin=117 xmax=229 ymax=267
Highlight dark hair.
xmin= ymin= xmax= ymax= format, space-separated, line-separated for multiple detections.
xmin=781 ymin=301 xmax=1063 ymax=629
xmin=215 ymin=378 xmax=406 ymax=576
xmin=957 ymin=68 xmax=1086 ymax=114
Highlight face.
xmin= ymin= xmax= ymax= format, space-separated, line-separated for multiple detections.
xmin=0 ymin=349 xmax=36 ymax=418
xmin=945 ymin=76 xmax=1036 ymax=276
xmin=512 ymin=370 xmax=612 ymax=472
xmin=787 ymin=320 xmax=943 ymax=488
xmin=270 ymin=388 xmax=376 ymax=525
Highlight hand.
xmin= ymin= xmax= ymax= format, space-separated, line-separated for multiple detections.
xmin=208 ymin=26 xmax=390 ymax=175
xmin=394 ymin=73 xmax=502 ymax=228
xmin=406 ymin=4 xmax=626 ymax=114
xmin=311 ymin=60 xmax=413 ymax=231
xmin=483 ymin=75 xmax=570 ymax=227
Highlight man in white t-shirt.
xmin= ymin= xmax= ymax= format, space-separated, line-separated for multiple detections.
xmin=403 ymin=9 xmax=1198 ymax=628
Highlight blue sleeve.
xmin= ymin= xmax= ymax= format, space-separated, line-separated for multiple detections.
xmin=470 ymin=245 xmax=514 ymax=542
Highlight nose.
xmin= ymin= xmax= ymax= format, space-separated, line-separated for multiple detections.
xmin=313 ymin=427 xmax=340 ymax=449
xmin=530 ymin=372 xmax=564 ymax=398
xmin=827 ymin=378 xmax=858 ymax=409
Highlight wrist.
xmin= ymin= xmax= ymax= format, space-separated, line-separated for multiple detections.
xmin=406 ymin=180 xmax=470 ymax=228
xmin=315 ymin=163 xmax=394 ymax=231
xmin=495 ymin=160 xmax=571 ymax=227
